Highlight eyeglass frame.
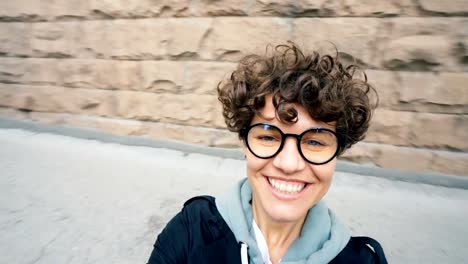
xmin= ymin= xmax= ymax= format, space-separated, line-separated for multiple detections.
xmin=240 ymin=123 xmax=342 ymax=165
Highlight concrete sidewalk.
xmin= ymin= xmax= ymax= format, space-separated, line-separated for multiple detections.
xmin=1 ymin=128 xmax=468 ymax=263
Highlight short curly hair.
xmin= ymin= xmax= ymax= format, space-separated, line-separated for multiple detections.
xmin=217 ymin=42 xmax=377 ymax=155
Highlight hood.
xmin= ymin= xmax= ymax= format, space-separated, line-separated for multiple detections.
xmin=216 ymin=178 xmax=350 ymax=264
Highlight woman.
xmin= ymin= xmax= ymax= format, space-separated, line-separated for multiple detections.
xmin=147 ymin=42 xmax=387 ymax=264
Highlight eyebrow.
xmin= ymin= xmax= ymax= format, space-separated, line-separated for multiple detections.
xmin=255 ymin=111 xmax=337 ymax=131
xmin=254 ymin=119 xmax=336 ymax=132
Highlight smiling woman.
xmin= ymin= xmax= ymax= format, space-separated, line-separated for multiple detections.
xmin=147 ymin=42 xmax=387 ymax=264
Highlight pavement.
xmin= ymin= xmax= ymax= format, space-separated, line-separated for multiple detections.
xmin=1 ymin=127 xmax=468 ymax=264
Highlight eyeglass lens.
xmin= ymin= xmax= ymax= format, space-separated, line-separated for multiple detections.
xmin=246 ymin=124 xmax=338 ymax=164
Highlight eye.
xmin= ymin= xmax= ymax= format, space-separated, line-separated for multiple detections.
xmin=257 ymin=135 xmax=279 ymax=142
xmin=305 ymin=139 xmax=325 ymax=146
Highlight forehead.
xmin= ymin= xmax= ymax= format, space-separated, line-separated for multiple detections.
xmin=253 ymin=96 xmax=336 ymax=131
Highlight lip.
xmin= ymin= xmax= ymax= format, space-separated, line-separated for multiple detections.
xmin=264 ymin=176 xmax=311 ymax=201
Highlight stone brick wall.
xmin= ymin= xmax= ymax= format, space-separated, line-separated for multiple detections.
xmin=0 ymin=1 xmax=467 ymax=176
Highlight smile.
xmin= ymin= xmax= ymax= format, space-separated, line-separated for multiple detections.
xmin=267 ymin=177 xmax=307 ymax=195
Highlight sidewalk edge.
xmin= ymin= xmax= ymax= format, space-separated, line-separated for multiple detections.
xmin=1 ymin=117 xmax=467 ymax=189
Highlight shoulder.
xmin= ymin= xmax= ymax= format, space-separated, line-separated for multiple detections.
xmin=183 ymin=195 xmax=217 ymax=215
xmin=181 ymin=195 xmax=226 ymax=232
xmin=169 ymin=195 xmax=239 ymax=244
xmin=170 ymin=195 xmax=229 ymax=241
xmin=170 ymin=196 xmax=241 ymax=262
xmin=148 ymin=195 xmax=240 ymax=263
xmin=330 ymin=236 xmax=388 ymax=264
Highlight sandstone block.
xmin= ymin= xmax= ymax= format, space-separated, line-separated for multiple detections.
xmin=339 ymin=142 xmax=379 ymax=165
xmin=394 ymin=0 xmax=421 ymax=16
xmin=293 ymin=18 xmax=382 ymax=67
xmin=145 ymin=121 xmax=204 ymax=145
xmin=430 ymin=151 xmax=468 ymax=176
xmin=342 ymin=142 xmax=435 ymax=173
xmin=114 ymin=91 xmax=217 ymax=126
xmin=398 ymin=72 xmax=468 ymax=106
xmin=0 ymin=1 xmax=43 ymax=20
xmin=30 ymin=59 xmax=104 ymax=88
xmin=140 ymin=61 xmax=184 ymax=93
xmin=28 ymin=112 xmax=150 ymax=137
xmin=0 ymin=58 xmax=237 ymax=95
xmin=380 ymin=18 xmax=466 ymax=71
xmin=35 ymin=112 xmax=146 ymax=136
xmin=382 ymin=35 xmax=456 ymax=71
xmin=366 ymin=109 xmax=413 ymax=146
xmin=408 ymin=113 xmax=468 ymax=151
xmin=0 ymin=84 xmax=116 ymax=116
xmin=0 ymin=0 xmax=90 ymax=21
xmin=396 ymin=105 xmax=468 ymax=115
xmin=372 ymin=144 xmax=434 ymax=172
xmin=336 ymin=0 xmax=420 ymax=16
xmin=0 ymin=58 xmax=126 ymax=89
xmin=0 ymin=58 xmax=110 ymax=89
xmin=83 ymin=60 xmax=144 ymax=90
xmin=81 ymin=19 xmax=167 ymax=59
xmin=166 ymin=18 xmax=212 ymax=58
xmin=0 ymin=0 xmax=193 ymax=20
xmin=341 ymin=141 xmax=468 ymax=175
xmin=29 ymin=112 xmax=235 ymax=147
xmin=0 ymin=58 xmax=30 ymax=83
xmin=0 ymin=85 xmax=221 ymax=127
xmin=211 ymin=130 xmax=241 ymax=147
xmin=455 ymin=18 xmax=468 ymax=36
xmin=0 ymin=22 xmax=32 ymax=56
xmin=386 ymin=18 xmax=460 ymax=37
xmin=67 ymin=115 xmax=148 ymax=136
xmin=25 ymin=111 xmax=240 ymax=147
xmin=200 ymin=17 xmax=291 ymax=61
xmin=114 ymin=91 xmax=160 ymax=121
xmin=212 ymin=100 xmax=227 ymax=129
xmin=457 ymin=35 xmax=468 ymax=71
xmin=365 ymin=70 xmax=399 ymax=108
xmin=196 ymin=0 xmax=248 ymax=16
xmin=0 ymin=107 xmax=29 ymax=120
xmin=251 ymin=0 xmax=328 ymax=16
xmin=145 ymin=122 xmax=239 ymax=147
xmin=452 ymin=115 xmax=468 ymax=149
xmin=27 ymin=111 xmax=69 ymax=125
xmin=22 ymin=19 xmax=169 ymax=59
xmin=38 ymin=1 xmax=91 ymax=20
xmin=419 ymin=0 xmax=468 ymax=14
xmin=88 ymin=0 xmax=190 ymax=18
xmin=183 ymin=62 xmax=236 ymax=94
xmin=0 ymin=58 xmax=186 ymax=92
xmin=29 ymin=22 xmax=84 ymax=58
xmin=342 ymin=0 xmax=401 ymax=16
xmin=440 ymin=73 xmax=468 ymax=105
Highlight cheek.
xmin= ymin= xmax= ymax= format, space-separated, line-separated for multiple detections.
xmin=243 ymin=145 xmax=269 ymax=176
xmin=310 ymin=159 xmax=336 ymax=183
xmin=246 ymin=155 xmax=268 ymax=176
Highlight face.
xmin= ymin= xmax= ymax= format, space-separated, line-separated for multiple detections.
xmin=243 ymin=97 xmax=337 ymax=224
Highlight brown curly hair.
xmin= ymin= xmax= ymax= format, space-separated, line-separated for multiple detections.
xmin=217 ymin=42 xmax=377 ymax=155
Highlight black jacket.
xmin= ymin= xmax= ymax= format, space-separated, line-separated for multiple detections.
xmin=148 ymin=196 xmax=387 ymax=264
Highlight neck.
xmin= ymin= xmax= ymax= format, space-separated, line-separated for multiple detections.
xmin=252 ymin=197 xmax=307 ymax=263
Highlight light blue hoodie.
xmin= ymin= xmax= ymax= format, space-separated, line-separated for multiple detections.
xmin=216 ymin=178 xmax=350 ymax=264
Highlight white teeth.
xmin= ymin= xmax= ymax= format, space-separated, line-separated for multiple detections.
xmin=280 ymin=182 xmax=285 ymax=190
xmin=268 ymin=178 xmax=306 ymax=194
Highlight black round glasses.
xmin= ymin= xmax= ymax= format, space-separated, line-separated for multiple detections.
xmin=240 ymin=123 xmax=340 ymax=165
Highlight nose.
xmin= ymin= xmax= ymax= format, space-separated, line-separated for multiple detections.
xmin=272 ymin=137 xmax=305 ymax=174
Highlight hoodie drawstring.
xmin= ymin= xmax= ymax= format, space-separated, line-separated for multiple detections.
xmin=240 ymin=241 xmax=248 ymax=264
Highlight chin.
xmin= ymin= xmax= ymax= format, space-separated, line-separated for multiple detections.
xmin=266 ymin=202 xmax=311 ymax=223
